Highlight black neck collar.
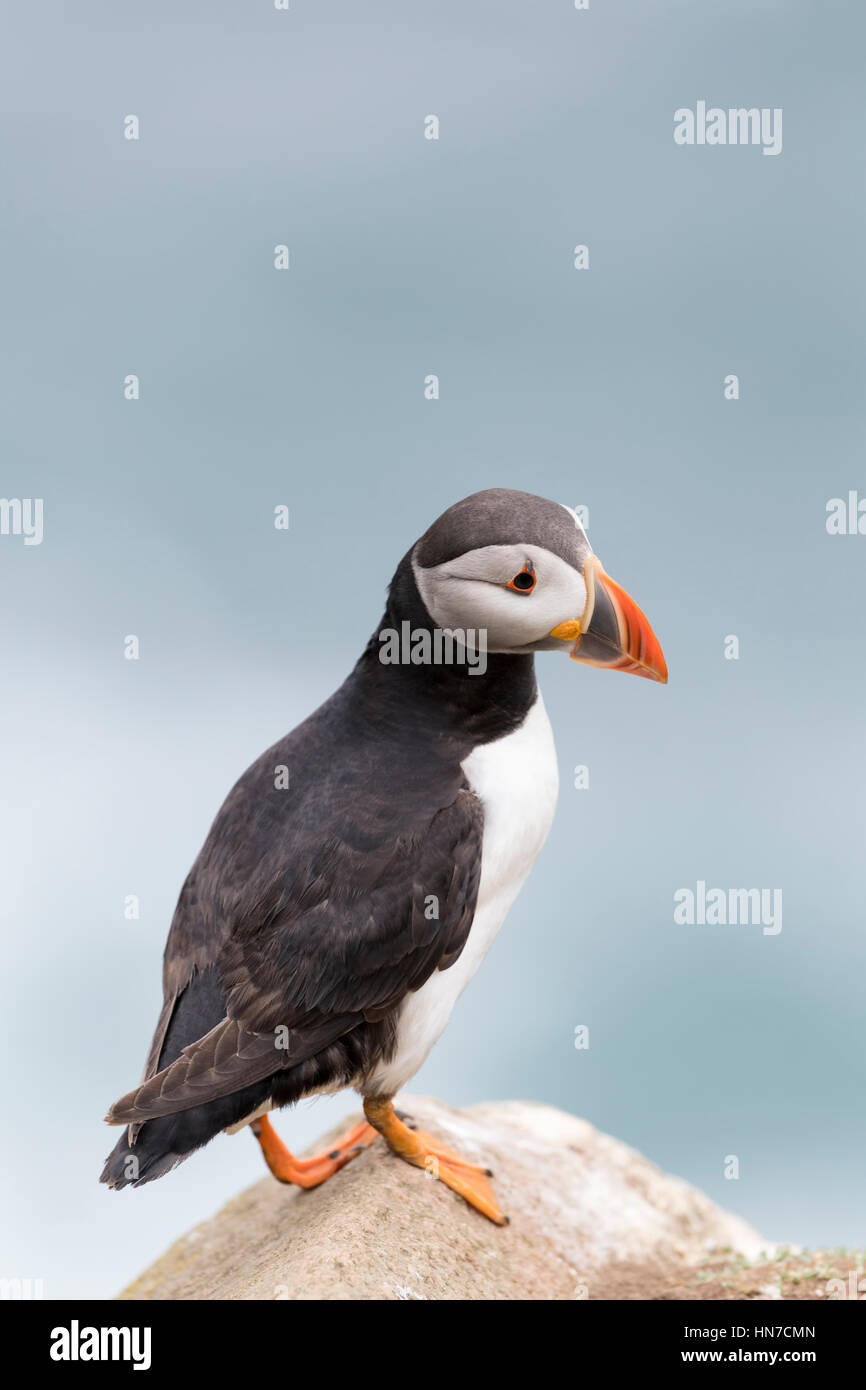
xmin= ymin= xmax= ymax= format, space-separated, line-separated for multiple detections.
xmin=352 ymin=549 xmax=538 ymax=751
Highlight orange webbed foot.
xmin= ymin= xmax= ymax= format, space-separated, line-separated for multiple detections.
xmin=363 ymin=1099 xmax=507 ymax=1226
xmin=252 ymin=1113 xmax=379 ymax=1189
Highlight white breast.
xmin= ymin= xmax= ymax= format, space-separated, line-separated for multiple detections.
xmin=365 ymin=692 xmax=559 ymax=1097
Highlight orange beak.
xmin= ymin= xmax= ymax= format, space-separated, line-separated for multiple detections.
xmin=550 ymin=555 xmax=668 ymax=683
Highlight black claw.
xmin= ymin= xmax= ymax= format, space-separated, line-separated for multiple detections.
xmin=328 ymin=1150 xmax=341 ymax=1160
xmin=395 ymin=1109 xmax=414 ymax=1123
xmin=502 ymin=1215 xmax=511 ymax=1225
xmin=485 ymin=1168 xmax=494 ymax=1177
xmin=349 ymin=1144 xmax=366 ymax=1154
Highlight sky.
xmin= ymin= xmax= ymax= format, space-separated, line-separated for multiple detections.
xmin=1 ymin=1 xmax=864 ymax=1298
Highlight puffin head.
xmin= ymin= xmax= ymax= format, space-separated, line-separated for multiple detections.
xmin=410 ymin=487 xmax=667 ymax=682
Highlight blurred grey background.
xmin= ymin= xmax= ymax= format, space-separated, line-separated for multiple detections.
xmin=1 ymin=1 xmax=864 ymax=1298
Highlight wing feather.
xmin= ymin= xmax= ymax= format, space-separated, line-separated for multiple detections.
xmin=106 ymin=787 xmax=483 ymax=1126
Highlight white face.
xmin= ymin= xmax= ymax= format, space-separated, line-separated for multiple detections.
xmin=412 ymin=542 xmax=588 ymax=654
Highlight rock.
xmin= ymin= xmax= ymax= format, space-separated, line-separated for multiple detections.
xmin=118 ymin=1096 xmax=767 ymax=1301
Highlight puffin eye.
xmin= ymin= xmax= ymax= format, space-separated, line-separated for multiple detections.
xmin=506 ymin=562 xmax=536 ymax=594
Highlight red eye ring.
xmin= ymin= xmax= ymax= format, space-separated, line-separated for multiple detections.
xmin=507 ymin=562 xmax=536 ymax=594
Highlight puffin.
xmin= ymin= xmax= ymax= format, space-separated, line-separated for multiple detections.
xmin=101 ymin=488 xmax=667 ymax=1224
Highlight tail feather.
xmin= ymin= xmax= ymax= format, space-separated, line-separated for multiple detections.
xmin=100 ymin=1124 xmax=191 ymax=1189
xmin=100 ymin=1081 xmax=275 ymax=1189
xmin=101 ymin=965 xmax=270 ymax=1189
